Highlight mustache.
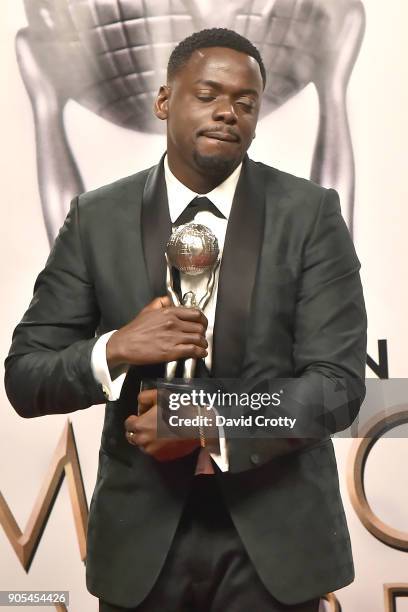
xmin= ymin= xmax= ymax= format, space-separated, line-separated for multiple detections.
xmin=197 ymin=126 xmax=240 ymax=142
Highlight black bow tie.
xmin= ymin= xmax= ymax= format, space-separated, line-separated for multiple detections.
xmin=174 ymin=196 xmax=226 ymax=226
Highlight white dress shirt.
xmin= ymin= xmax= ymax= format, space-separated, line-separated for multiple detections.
xmin=91 ymin=155 xmax=243 ymax=473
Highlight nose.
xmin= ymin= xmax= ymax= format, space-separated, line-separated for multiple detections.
xmin=212 ymin=98 xmax=238 ymax=124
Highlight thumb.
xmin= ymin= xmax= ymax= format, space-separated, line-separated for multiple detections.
xmin=144 ymin=296 xmax=172 ymax=311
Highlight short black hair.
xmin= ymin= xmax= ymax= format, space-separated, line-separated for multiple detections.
xmin=167 ymin=28 xmax=266 ymax=88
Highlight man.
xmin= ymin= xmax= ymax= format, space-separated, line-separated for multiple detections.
xmin=5 ymin=28 xmax=367 ymax=612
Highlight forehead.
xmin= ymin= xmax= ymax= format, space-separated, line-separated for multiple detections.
xmin=175 ymin=47 xmax=263 ymax=92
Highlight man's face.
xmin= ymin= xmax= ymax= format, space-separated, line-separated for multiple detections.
xmin=156 ymin=47 xmax=263 ymax=178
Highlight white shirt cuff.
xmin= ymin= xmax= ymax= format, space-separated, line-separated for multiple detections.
xmin=91 ymin=331 xmax=128 ymax=401
xmin=209 ymin=406 xmax=229 ymax=472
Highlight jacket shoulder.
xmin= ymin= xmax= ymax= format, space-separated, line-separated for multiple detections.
xmin=77 ymin=166 xmax=153 ymax=215
xmin=253 ymin=160 xmax=328 ymax=199
xmin=249 ymin=160 xmax=341 ymax=235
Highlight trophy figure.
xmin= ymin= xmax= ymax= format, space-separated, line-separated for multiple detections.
xmin=16 ymin=0 xmax=365 ymax=242
xmin=165 ymin=223 xmax=220 ymax=380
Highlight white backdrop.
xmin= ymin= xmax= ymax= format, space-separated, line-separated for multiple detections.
xmin=1 ymin=1 xmax=408 ymax=610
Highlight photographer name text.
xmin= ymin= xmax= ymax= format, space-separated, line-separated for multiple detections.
xmin=168 ymin=414 xmax=297 ymax=429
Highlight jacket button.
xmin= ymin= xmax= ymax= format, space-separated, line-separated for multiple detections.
xmin=250 ymin=453 xmax=261 ymax=465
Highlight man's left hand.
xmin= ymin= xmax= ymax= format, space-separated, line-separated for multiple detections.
xmin=124 ymin=389 xmax=200 ymax=462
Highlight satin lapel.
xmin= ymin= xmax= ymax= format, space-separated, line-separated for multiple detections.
xmin=142 ymin=156 xmax=172 ymax=297
xmin=212 ymin=158 xmax=266 ymax=378
xmin=96 ymin=168 xmax=153 ymax=328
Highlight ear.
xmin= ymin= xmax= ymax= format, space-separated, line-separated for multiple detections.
xmin=154 ymin=85 xmax=171 ymax=120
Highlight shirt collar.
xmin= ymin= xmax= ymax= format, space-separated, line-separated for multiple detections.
xmin=164 ymin=154 xmax=242 ymax=224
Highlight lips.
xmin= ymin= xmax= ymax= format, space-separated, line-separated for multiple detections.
xmin=200 ymin=131 xmax=240 ymax=143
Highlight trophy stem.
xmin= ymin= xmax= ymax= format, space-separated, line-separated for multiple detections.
xmin=165 ymin=224 xmax=219 ymax=381
xmin=183 ymin=358 xmax=197 ymax=379
xmin=165 ymin=252 xmax=180 ymax=380
xmin=165 ymin=361 xmax=178 ymax=381
xmin=165 ymin=253 xmax=180 ymax=307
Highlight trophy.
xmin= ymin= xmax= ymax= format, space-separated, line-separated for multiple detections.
xmin=17 ymin=0 xmax=366 ymax=241
xmin=165 ymin=223 xmax=220 ymax=380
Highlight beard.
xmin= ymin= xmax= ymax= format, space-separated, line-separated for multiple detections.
xmin=192 ymin=150 xmax=239 ymax=177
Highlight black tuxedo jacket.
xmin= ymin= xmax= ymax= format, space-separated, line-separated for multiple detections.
xmin=5 ymin=157 xmax=367 ymax=607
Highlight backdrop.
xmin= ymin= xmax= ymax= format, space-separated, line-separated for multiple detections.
xmin=1 ymin=1 xmax=407 ymax=611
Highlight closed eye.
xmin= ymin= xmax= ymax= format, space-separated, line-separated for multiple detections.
xmin=236 ymin=99 xmax=256 ymax=111
xmin=196 ymin=93 xmax=215 ymax=102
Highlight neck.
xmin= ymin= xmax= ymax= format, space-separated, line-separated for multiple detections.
xmin=167 ymin=154 xmax=240 ymax=193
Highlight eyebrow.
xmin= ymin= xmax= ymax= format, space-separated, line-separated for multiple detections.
xmin=193 ymin=79 xmax=259 ymax=98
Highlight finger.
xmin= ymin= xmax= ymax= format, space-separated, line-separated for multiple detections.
xmin=138 ymin=401 xmax=154 ymax=416
xmin=138 ymin=400 xmax=158 ymax=418
xmin=178 ymin=320 xmax=207 ymax=336
xmin=124 ymin=415 xmax=141 ymax=445
xmin=137 ymin=388 xmax=157 ymax=409
xmin=165 ymin=346 xmax=208 ymax=362
xmin=172 ymin=344 xmax=208 ymax=360
xmin=125 ymin=415 xmax=139 ymax=431
xmin=177 ymin=333 xmax=208 ymax=349
xmin=157 ymin=296 xmax=172 ymax=308
xmin=174 ymin=307 xmax=208 ymax=327
xmin=143 ymin=296 xmax=172 ymax=312
xmin=125 ymin=430 xmax=138 ymax=445
xmin=126 ymin=430 xmax=150 ymax=449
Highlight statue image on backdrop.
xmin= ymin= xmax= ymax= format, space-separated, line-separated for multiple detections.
xmin=16 ymin=0 xmax=365 ymax=243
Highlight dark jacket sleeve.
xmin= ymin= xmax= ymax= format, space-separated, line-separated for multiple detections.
xmin=227 ymin=188 xmax=367 ymax=472
xmin=4 ymin=196 xmax=106 ymax=417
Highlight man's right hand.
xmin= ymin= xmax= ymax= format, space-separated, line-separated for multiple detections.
xmin=106 ymin=296 xmax=208 ymax=369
